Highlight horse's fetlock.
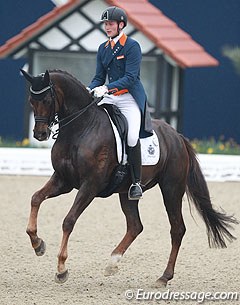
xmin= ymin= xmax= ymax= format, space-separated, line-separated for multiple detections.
xmin=58 ymin=252 xmax=68 ymax=261
xmin=162 ymin=272 xmax=173 ymax=281
xmin=26 ymin=227 xmax=36 ymax=236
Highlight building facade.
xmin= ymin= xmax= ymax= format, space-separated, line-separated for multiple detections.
xmin=0 ymin=0 xmax=223 ymax=145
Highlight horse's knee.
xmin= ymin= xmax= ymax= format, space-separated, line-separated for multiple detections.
xmin=31 ymin=193 xmax=40 ymax=206
xmin=31 ymin=191 xmax=45 ymax=207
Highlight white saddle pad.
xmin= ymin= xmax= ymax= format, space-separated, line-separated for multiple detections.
xmin=106 ymin=112 xmax=160 ymax=166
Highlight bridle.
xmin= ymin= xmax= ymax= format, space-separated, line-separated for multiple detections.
xmin=30 ymin=81 xmax=57 ymax=127
xmin=31 ymin=81 xmax=99 ymax=139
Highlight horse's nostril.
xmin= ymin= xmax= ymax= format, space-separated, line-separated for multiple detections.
xmin=33 ymin=130 xmax=49 ymax=141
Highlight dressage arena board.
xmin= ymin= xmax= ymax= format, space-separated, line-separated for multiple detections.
xmin=0 ymin=175 xmax=239 ymax=304
xmin=0 ymin=147 xmax=240 ymax=181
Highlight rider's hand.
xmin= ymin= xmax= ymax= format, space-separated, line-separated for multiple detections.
xmin=92 ymin=85 xmax=108 ymax=98
xmin=86 ymin=87 xmax=91 ymax=94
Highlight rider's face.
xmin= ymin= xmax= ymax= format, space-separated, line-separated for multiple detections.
xmin=104 ymin=21 xmax=124 ymax=38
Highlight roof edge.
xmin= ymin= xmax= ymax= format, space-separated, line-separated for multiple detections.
xmin=0 ymin=0 xmax=81 ymax=59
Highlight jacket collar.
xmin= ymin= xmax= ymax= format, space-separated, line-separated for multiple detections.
xmin=119 ymin=33 xmax=127 ymax=46
xmin=104 ymin=33 xmax=127 ymax=48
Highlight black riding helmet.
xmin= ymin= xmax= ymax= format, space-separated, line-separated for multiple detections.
xmin=101 ymin=6 xmax=127 ymax=28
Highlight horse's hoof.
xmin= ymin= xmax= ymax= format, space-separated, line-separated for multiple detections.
xmin=104 ymin=265 xmax=119 ymax=276
xmin=34 ymin=239 xmax=46 ymax=256
xmin=155 ymin=277 xmax=168 ymax=288
xmin=55 ymin=269 xmax=69 ymax=284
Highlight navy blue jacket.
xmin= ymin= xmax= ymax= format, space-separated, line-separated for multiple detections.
xmin=89 ymin=33 xmax=152 ymax=138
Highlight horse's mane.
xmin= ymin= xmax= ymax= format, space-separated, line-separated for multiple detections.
xmin=49 ymin=69 xmax=88 ymax=92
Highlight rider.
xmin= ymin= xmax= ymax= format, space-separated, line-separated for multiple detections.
xmin=88 ymin=6 xmax=152 ymax=200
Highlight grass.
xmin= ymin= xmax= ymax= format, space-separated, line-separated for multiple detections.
xmin=190 ymin=137 xmax=240 ymax=155
xmin=0 ymin=137 xmax=31 ymax=148
xmin=1 ymin=136 xmax=240 ymax=155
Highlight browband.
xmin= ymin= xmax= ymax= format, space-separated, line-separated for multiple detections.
xmin=30 ymin=85 xmax=51 ymax=95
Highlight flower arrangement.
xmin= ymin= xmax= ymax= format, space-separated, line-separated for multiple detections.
xmin=0 ymin=137 xmax=31 ymax=148
xmin=190 ymin=137 xmax=240 ymax=155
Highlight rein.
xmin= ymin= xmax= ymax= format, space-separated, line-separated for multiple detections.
xmin=50 ymin=97 xmax=99 ymax=139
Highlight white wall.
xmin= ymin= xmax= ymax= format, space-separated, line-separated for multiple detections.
xmin=0 ymin=148 xmax=240 ymax=181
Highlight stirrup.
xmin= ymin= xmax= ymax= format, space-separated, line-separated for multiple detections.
xmin=128 ymin=182 xmax=143 ymax=200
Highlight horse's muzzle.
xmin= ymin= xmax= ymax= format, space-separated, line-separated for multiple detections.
xmin=33 ymin=125 xmax=51 ymax=141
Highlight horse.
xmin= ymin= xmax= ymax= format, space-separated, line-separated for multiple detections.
xmin=21 ymin=69 xmax=238 ymax=286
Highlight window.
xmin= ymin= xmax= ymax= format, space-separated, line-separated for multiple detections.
xmin=33 ymin=51 xmax=96 ymax=86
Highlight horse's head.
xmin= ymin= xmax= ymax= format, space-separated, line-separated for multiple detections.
xmin=21 ymin=69 xmax=56 ymax=141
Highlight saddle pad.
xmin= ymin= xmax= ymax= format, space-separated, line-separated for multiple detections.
xmin=106 ymin=111 xmax=160 ymax=166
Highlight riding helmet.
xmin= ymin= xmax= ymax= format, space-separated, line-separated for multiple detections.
xmin=101 ymin=6 xmax=127 ymax=27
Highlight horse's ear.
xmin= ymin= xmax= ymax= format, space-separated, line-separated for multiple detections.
xmin=20 ymin=69 xmax=34 ymax=84
xmin=43 ymin=70 xmax=50 ymax=85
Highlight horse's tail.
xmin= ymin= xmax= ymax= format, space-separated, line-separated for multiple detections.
xmin=182 ymin=136 xmax=238 ymax=248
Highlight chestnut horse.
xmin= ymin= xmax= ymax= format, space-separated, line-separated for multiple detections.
xmin=21 ymin=69 xmax=237 ymax=286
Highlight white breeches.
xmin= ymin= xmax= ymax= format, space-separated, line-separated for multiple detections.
xmin=98 ymin=93 xmax=141 ymax=147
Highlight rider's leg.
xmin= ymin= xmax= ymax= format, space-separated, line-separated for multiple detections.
xmin=98 ymin=93 xmax=143 ymax=200
xmin=114 ymin=94 xmax=142 ymax=200
xmin=127 ymin=139 xmax=142 ymax=200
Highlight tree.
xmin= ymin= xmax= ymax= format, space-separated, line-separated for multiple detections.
xmin=223 ymin=46 xmax=240 ymax=75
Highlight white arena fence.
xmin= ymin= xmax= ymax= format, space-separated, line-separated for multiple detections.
xmin=0 ymin=148 xmax=240 ymax=182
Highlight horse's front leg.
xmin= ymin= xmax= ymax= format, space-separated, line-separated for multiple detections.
xmin=55 ymin=183 xmax=95 ymax=284
xmin=26 ymin=172 xmax=72 ymax=256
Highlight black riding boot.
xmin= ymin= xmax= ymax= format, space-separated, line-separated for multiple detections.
xmin=128 ymin=140 xmax=143 ymax=200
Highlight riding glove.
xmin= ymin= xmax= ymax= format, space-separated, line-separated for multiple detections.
xmin=92 ymin=85 xmax=108 ymax=98
xmin=86 ymin=87 xmax=91 ymax=93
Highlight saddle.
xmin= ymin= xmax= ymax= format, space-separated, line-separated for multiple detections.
xmin=97 ymin=103 xmax=160 ymax=198
xmin=98 ymin=103 xmax=129 ymax=197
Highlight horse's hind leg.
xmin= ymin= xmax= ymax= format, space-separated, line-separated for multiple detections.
xmin=26 ymin=172 xmax=72 ymax=256
xmin=105 ymin=193 xmax=143 ymax=276
xmin=156 ymin=181 xmax=186 ymax=287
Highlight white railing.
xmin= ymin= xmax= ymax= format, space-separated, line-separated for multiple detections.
xmin=0 ymin=148 xmax=240 ymax=181
xmin=0 ymin=148 xmax=52 ymax=176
